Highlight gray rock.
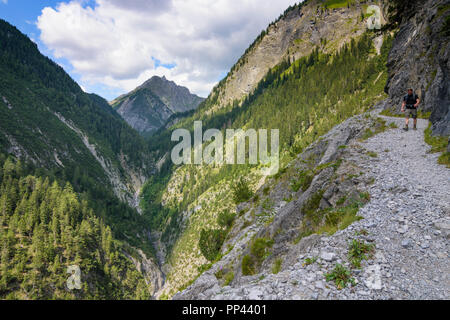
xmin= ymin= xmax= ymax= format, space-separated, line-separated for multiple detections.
xmin=320 ymin=252 xmax=337 ymax=262
xmin=248 ymin=289 xmax=263 ymax=300
xmin=364 ymin=265 xmax=383 ymax=291
xmin=401 ymin=239 xmax=414 ymax=249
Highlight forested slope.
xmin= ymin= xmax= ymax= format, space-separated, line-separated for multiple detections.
xmin=0 ymin=154 xmax=150 ymax=299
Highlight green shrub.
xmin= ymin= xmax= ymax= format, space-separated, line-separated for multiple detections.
xmin=242 ymin=255 xmax=255 ymax=276
xmin=303 ymin=256 xmax=318 ymax=267
xmin=250 ymin=238 xmax=274 ymax=263
xmin=199 ymin=229 xmax=226 ymax=261
xmin=302 ymin=190 xmax=325 ymax=225
xmin=438 ymin=152 xmax=450 ymax=168
xmin=217 ymin=210 xmax=236 ymax=229
xmin=197 ymin=263 xmax=213 ymax=273
xmin=232 ymin=177 xmax=254 ymax=204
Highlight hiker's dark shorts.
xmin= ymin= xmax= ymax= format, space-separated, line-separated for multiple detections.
xmin=405 ymin=108 xmax=418 ymax=119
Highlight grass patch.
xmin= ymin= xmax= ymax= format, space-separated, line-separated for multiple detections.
xmin=302 ymin=190 xmax=326 ymax=225
xmin=438 ymin=152 xmax=450 ymax=168
xmin=424 ymin=123 xmax=450 ymax=168
xmin=223 ymin=271 xmax=234 ymax=286
xmin=324 ymin=0 xmax=353 ymax=9
xmin=293 ymin=229 xmax=314 ymax=245
xmin=388 ymin=122 xmax=398 ymax=129
xmin=360 ymin=118 xmax=388 ymax=140
xmin=242 ymin=237 xmax=275 ymax=276
xmin=242 ymin=255 xmax=255 ymax=276
xmin=318 ymin=203 xmax=364 ymax=235
xmin=301 ymin=192 xmax=368 ymax=236
xmin=354 ymin=229 xmax=369 ymax=236
xmin=272 ymin=258 xmax=283 ymax=274
xmin=290 ymin=169 xmax=314 ymax=192
xmin=325 ymin=264 xmax=356 ymax=290
xmin=436 ymin=4 xmax=450 ymax=19
xmin=367 ymin=151 xmax=378 ymax=158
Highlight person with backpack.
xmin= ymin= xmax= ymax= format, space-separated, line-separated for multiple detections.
xmin=401 ymin=88 xmax=420 ymax=131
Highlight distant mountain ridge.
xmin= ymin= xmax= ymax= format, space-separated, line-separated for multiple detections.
xmin=111 ymin=76 xmax=204 ymax=135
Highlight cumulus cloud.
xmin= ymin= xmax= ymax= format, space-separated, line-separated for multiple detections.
xmin=37 ymin=0 xmax=299 ymax=99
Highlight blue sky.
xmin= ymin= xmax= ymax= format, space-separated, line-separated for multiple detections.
xmin=0 ymin=0 xmax=299 ymax=101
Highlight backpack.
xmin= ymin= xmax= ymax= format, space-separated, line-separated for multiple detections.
xmin=404 ymin=92 xmax=418 ymax=108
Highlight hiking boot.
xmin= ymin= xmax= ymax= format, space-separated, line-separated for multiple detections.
xmin=403 ymin=126 xmax=409 ymax=131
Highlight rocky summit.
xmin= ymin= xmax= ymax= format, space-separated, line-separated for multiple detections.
xmin=111 ymin=76 xmax=204 ymax=135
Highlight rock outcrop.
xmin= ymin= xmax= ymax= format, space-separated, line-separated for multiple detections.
xmin=384 ymin=0 xmax=450 ymax=136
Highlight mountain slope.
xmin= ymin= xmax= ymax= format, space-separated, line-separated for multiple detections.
xmin=0 ymin=19 xmax=163 ymax=297
xmin=195 ymin=0 xmax=374 ymax=114
xmin=0 ymin=19 xmax=154 ymax=206
xmin=111 ymin=76 xmax=204 ymax=135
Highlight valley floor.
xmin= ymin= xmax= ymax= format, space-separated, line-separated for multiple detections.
xmin=178 ymin=114 xmax=450 ymax=300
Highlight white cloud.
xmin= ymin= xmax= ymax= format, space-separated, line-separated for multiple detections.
xmin=1 ymin=0 xmax=8 ymax=4
xmin=37 ymin=0 xmax=299 ymax=99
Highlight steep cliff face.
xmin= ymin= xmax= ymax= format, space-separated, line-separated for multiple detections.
xmin=111 ymin=76 xmax=204 ymax=135
xmin=384 ymin=0 xmax=450 ymax=135
xmin=206 ymin=0 xmax=380 ymax=112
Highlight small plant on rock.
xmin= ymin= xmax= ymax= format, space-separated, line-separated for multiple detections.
xmin=303 ymin=256 xmax=318 ymax=267
xmin=223 ymin=271 xmax=235 ymax=286
xmin=348 ymin=239 xmax=375 ymax=268
xmin=325 ymin=264 xmax=356 ymax=290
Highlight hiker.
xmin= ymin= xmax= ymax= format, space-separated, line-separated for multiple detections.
xmin=401 ymin=88 xmax=420 ymax=131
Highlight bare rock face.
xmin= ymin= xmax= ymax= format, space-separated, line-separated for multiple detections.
xmin=384 ymin=0 xmax=450 ymax=136
xmin=111 ymin=76 xmax=204 ymax=135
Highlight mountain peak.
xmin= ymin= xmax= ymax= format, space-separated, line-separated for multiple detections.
xmin=112 ymin=76 xmax=204 ymax=135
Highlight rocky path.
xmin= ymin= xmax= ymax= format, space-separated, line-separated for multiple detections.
xmin=190 ymin=116 xmax=449 ymax=300
xmin=329 ymin=115 xmax=450 ymax=299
